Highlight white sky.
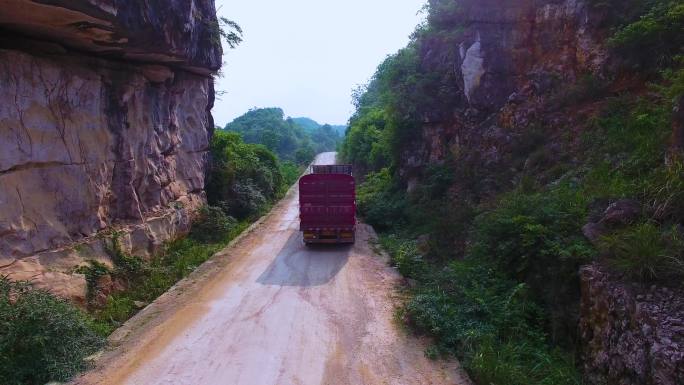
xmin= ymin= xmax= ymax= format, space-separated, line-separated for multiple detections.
xmin=213 ymin=0 xmax=426 ymax=127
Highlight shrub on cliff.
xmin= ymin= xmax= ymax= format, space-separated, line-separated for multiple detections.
xmin=609 ymin=1 xmax=684 ymax=70
xmin=356 ymin=168 xmax=407 ymax=231
xmin=0 ymin=278 xmax=104 ymax=385
xmin=599 ymin=222 xmax=684 ymax=282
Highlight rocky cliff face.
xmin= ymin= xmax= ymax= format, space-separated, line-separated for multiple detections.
xmin=401 ymin=0 xmax=608 ymax=187
xmin=580 ymin=264 xmax=684 ymax=385
xmin=392 ymin=1 xmax=683 ymax=384
xmin=0 ymin=0 xmax=221 ymax=304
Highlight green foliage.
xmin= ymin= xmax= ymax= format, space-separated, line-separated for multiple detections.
xmin=294 ymin=145 xmax=316 ymax=165
xmin=279 ymin=161 xmax=303 ymax=188
xmin=0 ymin=278 xmax=105 ymax=385
xmin=579 ymin=89 xmax=684 ymax=285
xmin=223 ymin=108 xmax=341 ymax=163
xmin=551 ymin=73 xmax=609 ymax=107
xmin=190 ymin=205 xmax=237 ymax=243
xmin=468 ymin=337 xmax=582 ymax=385
xmin=587 ymin=0 xmax=664 ymax=28
xmin=648 ymin=161 xmax=684 ymax=220
xmin=356 ymin=168 xmax=408 ymax=231
xmin=217 ymin=17 xmax=243 ymax=49
xmin=599 ymin=222 xmax=684 ymax=282
xmin=470 ymin=187 xmax=595 ymax=345
xmin=291 ymin=117 xmax=347 ymax=136
xmin=207 ymin=130 xmax=285 ymax=220
xmin=609 ymin=1 xmax=684 ymax=69
xmin=340 ymin=107 xmax=390 ymax=173
xmin=90 ymin=210 xmax=249 ymax=334
xmin=75 ymin=261 xmax=111 ymax=303
xmin=201 ymin=11 xmax=242 ymax=49
xmin=340 ymin=10 xmax=464 ymax=168
xmin=581 ymin=96 xmax=672 ymax=200
xmin=379 ymin=236 xmax=428 ymax=280
xmin=402 ymin=260 xmax=582 ymax=385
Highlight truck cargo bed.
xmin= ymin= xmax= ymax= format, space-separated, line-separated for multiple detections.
xmin=299 ymin=168 xmax=356 ymax=244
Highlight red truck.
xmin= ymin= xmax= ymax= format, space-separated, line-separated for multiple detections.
xmin=299 ymin=164 xmax=356 ymax=244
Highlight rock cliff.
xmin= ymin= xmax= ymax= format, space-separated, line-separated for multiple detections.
xmin=0 ymin=0 xmax=221 ymax=304
xmin=383 ymin=1 xmax=683 ymax=384
xmin=580 ymin=264 xmax=684 ymax=385
xmin=401 ymin=0 xmax=608 ymax=186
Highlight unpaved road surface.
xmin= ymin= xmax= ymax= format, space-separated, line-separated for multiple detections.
xmin=75 ymin=153 xmax=469 ymax=385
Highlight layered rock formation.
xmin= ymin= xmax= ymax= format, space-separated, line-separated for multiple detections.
xmin=0 ymin=0 xmax=221 ymax=304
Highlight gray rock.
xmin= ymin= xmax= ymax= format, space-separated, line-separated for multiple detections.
xmin=582 ymin=222 xmax=607 ymax=245
xmin=0 ymin=0 xmax=222 ymax=74
xmin=0 ymin=1 xmax=219 ymax=303
xmin=580 ymin=264 xmax=684 ymax=385
xmin=601 ymin=199 xmax=642 ymax=227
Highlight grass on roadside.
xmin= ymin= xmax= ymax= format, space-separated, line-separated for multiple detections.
xmin=87 ymin=209 xmax=250 ymax=335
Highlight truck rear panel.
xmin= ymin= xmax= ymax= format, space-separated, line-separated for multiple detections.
xmin=299 ymin=171 xmax=356 ymax=244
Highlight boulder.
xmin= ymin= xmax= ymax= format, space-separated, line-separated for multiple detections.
xmin=601 ymin=199 xmax=642 ymax=227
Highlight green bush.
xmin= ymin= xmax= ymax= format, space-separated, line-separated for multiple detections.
xmin=356 ymin=168 xmax=408 ymax=230
xmin=379 ymin=236 xmax=428 ymax=280
xmin=609 ymin=1 xmax=684 ymax=69
xmin=648 ymin=160 xmax=684 ymax=221
xmin=207 ymin=131 xmax=285 ymax=219
xmin=340 ymin=107 xmax=390 ymax=173
xmin=551 ymin=73 xmax=609 ymax=107
xmin=403 ymin=261 xmax=582 ymax=385
xmin=470 ymin=187 xmax=594 ymax=345
xmin=599 ymin=222 xmax=684 ymax=282
xmin=280 ymin=161 xmax=302 ymax=188
xmin=190 ymin=205 xmax=237 ymax=244
xmin=0 ymin=278 xmax=105 ymax=385
xmin=76 ymin=260 xmax=111 ymax=304
xmin=468 ymin=337 xmax=581 ymax=385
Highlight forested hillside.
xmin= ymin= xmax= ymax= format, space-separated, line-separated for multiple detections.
xmin=222 ymin=108 xmax=343 ymax=164
xmin=291 ymin=117 xmax=347 ymax=136
xmin=341 ymin=1 xmax=684 ymax=384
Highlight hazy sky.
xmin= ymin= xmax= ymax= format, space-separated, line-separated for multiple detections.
xmin=213 ymin=0 xmax=426 ymax=127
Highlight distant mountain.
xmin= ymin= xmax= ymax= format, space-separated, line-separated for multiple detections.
xmin=290 ymin=117 xmax=320 ymax=132
xmin=291 ymin=117 xmax=347 ymax=136
xmin=223 ymin=108 xmax=343 ymax=164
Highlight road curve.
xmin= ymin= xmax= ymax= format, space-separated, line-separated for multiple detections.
xmin=75 ymin=153 xmax=469 ymax=385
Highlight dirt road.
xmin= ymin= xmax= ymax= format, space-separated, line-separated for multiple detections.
xmin=75 ymin=153 xmax=469 ymax=385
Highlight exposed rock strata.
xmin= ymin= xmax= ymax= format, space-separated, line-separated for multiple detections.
xmin=0 ymin=0 xmax=222 ymax=74
xmin=580 ymin=264 xmax=684 ymax=385
xmin=0 ymin=1 xmax=221 ymax=304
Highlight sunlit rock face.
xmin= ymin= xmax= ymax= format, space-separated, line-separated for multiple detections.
xmin=0 ymin=0 xmax=221 ymax=304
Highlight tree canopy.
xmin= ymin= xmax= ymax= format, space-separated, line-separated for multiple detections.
xmin=222 ymin=108 xmax=344 ymax=164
